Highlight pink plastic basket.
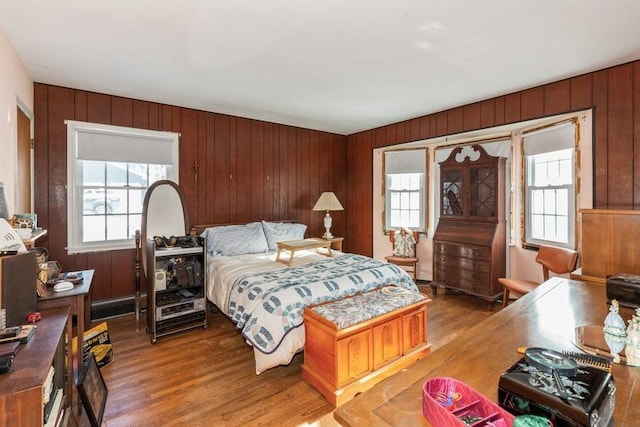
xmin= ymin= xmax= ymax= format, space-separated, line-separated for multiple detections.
xmin=423 ymin=377 xmax=515 ymax=427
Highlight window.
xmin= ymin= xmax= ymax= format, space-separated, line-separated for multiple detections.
xmin=523 ymin=121 xmax=576 ymax=249
xmin=66 ymin=121 xmax=179 ymax=254
xmin=384 ymin=149 xmax=427 ymax=232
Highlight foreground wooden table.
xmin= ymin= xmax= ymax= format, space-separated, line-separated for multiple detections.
xmin=334 ymin=277 xmax=640 ymax=426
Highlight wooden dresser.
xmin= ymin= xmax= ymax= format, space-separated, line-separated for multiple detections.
xmin=432 ymin=145 xmax=506 ymax=307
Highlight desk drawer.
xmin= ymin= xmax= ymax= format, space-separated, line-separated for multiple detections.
xmin=434 ymin=243 xmax=490 ymax=261
xmin=433 ymin=256 xmax=490 ymax=273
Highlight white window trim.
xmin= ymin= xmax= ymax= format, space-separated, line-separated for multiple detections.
xmin=521 ymin=119 xmax=578 ymax=250
xmin=66 ymin=120 xmax=179 ymax=254
xmin=383 ymin=149 xmax=428 ymax=233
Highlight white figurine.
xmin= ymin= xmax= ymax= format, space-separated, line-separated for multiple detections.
xmin=392 ymin=227 xmax=416 ymax=257
xmin=603 ymin=299 xmax=627 ymax=364
xmin=625 ymin=307 xmax=640 ymax=366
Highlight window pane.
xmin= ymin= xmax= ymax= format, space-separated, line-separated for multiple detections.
xmin=129 ymin=215 xmax=142 ymax=239
xmin=107 ymin=216 xmax=129 ymax=240
xmin=107 ymin=162 xmax=128 ymax=186
xmin=391 ymin=210 xmax=400 ymax=225
xmin=547 ymin=161 xmax=560 ymax=185
xmin=533 ymin=162 xmax=548 ymax=186
xmin=129 ymin=165 xmax=148 ymax=187
xmin=111 ymin=189 xmax=126 ymax=214
xmin=556 ymin=189 xmax=568 ymax=215
xmin=544 ymin=216 xmax=556 ymax=241
xmin=531 ymin=214 xmax=544 ymax=239
xmin=559 ymin=159 xmax=572 ymax=184
xmin=82 ymin=161 xmax=105 ymax=186
xmin=544 ymin=189 xmax=556 ymax=214
xmin=409 ymin=192 xmax=419 ymax=209
xmin=83 ymin=216 xmax=106 ymax=242
xmin=400 ymin=210 xmax=410 ymax=226
xmin=400 ymin=192 xmax=409 ymax=208
xmin=129 ymin=189 xmax=145 ymax=215
xmin=532 ymin=190 xmax=544 ymax=214
xmin=409 ymin=211 xmax=419 ymax=227
xmin=390 ymin=192 xmax=400 ymax=209
xmin=557 ymin=216 xmax=568 ymax=243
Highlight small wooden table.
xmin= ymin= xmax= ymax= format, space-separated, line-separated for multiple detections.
xmin=334 ymin=277 xmax=640 ymax=426
xmin=318 ymin=236 xmax=344 ymax=251
xmin=276 ymin=238 xmax=333 ymax=265
xmin=38 ymin=269 xmax=94 ymax=386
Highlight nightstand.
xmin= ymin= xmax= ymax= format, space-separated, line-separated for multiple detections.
xmin=319 ymin=237 xmax=344 ymax=251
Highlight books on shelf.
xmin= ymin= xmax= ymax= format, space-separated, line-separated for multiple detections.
xmin=43 ymin=388 xmax=63 ymax=427
xmin=43 ymin=365 xmax=55 ymax=404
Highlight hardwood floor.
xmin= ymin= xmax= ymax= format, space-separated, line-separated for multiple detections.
xmin=87 ymin=286 xmax=496 ymax=427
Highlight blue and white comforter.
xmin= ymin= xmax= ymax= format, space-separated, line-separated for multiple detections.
xmin=207 ymin=251 xmax=417 ymax=372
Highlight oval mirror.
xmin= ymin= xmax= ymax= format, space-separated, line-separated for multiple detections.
xmin=141 ymin=180 xmax=189 ymax=275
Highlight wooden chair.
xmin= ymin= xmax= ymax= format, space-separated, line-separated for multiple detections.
xmin=385 ymin=230 xmax=419 ymax=280
xmin=498 ymin=245 xmax=578 ymax=308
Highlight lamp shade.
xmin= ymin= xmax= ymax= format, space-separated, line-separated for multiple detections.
xmin=313 ymin=192 xmax=344 ymax=211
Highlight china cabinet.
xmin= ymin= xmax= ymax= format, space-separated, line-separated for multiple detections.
xmin=432 ymin=145 xmax=506 ymax=307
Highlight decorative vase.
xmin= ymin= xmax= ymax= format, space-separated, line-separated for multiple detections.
xmin=603 ymin=299 xmax=627 ymax=364
xmin=625 ymin=307 xmax=640 ymax=367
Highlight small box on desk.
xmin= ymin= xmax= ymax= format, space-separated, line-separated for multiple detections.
xmin=606 ymin=274 xmax=640 ymax=308
xmin=498 ymin=358 xmax=615 ymax=426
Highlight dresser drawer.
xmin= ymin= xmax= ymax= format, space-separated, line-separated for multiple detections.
xmin=434 ymin=262 xmax=489 ymax=283
xmin=434 ymin=270 xmax=489 ymax=295
xmin=433 ymin=255 xmax=491 ymax=273
xmin=434 ymin=243 xmax=491 ymax=261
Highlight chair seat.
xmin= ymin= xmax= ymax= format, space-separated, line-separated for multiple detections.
xmin=385 ymin=255 xmax=418 ymax=265
xmin=385 ymin=256 xmax=419 ymax=280
xmin=497 ymin=277 xmax=538 ymax=295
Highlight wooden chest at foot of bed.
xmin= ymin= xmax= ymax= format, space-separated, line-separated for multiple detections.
xmin=302 ymin=286 xmax=431 ymax=406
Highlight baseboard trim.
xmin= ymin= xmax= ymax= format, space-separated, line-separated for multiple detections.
xmin=91 ymin=295 xmax=145 ymax=321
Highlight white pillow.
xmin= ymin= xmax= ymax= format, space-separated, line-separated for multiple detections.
xmin=261 ymin=221 xmax=307 ymax=251
xmin=201 ymin=222 xmax=269 ymax=256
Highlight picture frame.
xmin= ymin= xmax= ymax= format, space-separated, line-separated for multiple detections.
xmin=77 ymin=352 xmax=108 ymax=427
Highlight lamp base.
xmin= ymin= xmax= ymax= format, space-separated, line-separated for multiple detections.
xmin=323 ymin=212 xmax=333 ymax=240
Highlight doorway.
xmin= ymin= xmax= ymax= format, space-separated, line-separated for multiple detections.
xmin=16 ymin=106 xmax=32 ymax=213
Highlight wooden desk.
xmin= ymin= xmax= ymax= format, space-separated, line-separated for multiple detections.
xmin=38 ymin=269 xmax=94 ymax=385
xmin=334 ymin=277 xmax=640 ymax=426
xmin=276 ymin=238 xmax=333 ymax=265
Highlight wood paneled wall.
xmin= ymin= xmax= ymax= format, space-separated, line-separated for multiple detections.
xmin=33 ymin=84 xmax=346 ymax=302
xmin=345 ymin=60 xmax=640 ymax=257
xmin=34 ymin=59 xmax=640 ymax=302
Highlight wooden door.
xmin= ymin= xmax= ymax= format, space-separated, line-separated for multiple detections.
xmin=16 ymin=107 xmax=31 ymax=213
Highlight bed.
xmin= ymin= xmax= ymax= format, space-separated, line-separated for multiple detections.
xmin=198 ymin=220 xmax=419 ymax=374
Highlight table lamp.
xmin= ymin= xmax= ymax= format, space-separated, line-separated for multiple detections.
xmin=313 ymin=192 xmax=344 ymax=239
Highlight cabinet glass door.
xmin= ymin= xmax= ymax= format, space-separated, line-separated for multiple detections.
xmin=469 ymin=166 xmax=496 ymax=217
xmin=442 ymin=169 xmax=463 ymax=216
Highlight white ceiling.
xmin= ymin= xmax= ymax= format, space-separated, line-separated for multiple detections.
xmin=2 ymin=1 xmax=640 ymax=135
